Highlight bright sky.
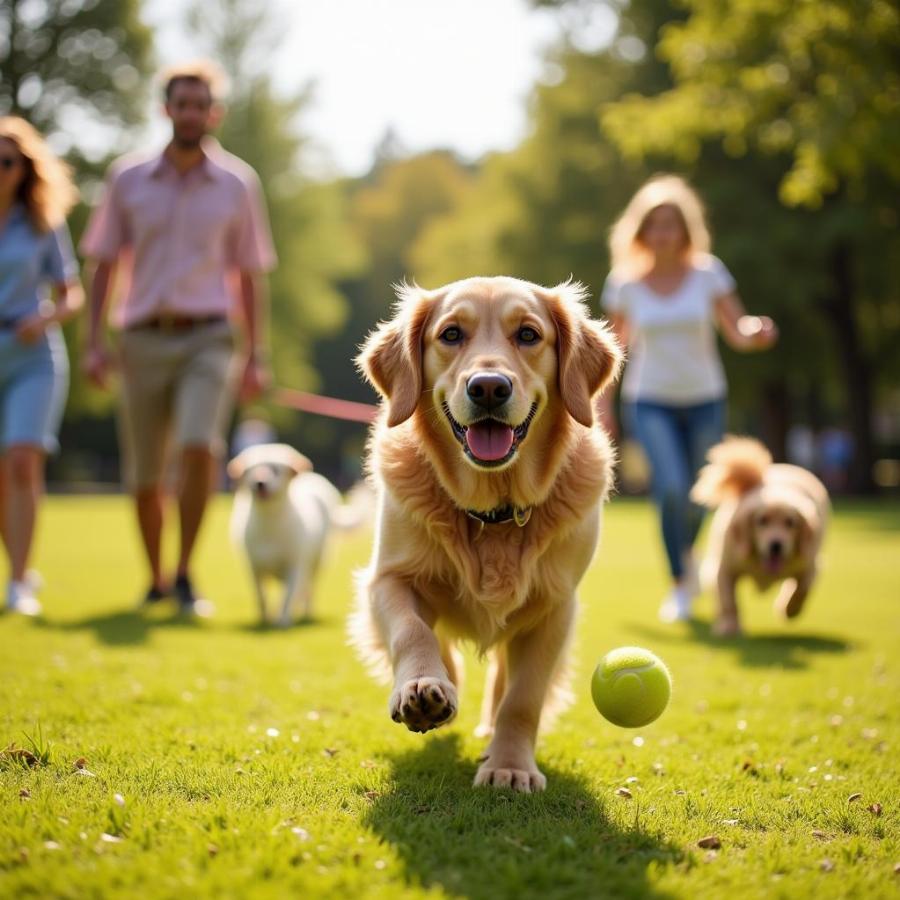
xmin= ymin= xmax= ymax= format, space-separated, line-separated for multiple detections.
xmin=143 ymin=0 xmax=616 ymax=175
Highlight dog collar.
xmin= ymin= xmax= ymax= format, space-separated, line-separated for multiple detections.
xmin=466 ymin=504 xmax=532 ymax=528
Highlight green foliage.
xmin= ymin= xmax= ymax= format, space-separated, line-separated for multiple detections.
xmin=0 ymin=0 xmax=154 ymax=143
xmin=0 ymin=497 xmax=897 ymax=896
xmin=602 ymin=0 xmax=900 ymax=208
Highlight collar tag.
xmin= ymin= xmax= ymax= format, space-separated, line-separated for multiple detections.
xmin=465 ymin=504 xmax=532 ymax=529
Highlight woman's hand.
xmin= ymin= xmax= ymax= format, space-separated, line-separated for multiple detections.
xmin=83 ymin=344 xmax=114 ymax=390
xmin=14 ymin=312 xmax=51 ymax=345
xmin=737 ymin=315 xmax=778 ymax=350
xmin=715 ymin=293 xmax=778 ymax=352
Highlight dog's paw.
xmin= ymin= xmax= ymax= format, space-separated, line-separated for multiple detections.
xmin=390 ymin=677 xmax=457 ymax=733
xmin=474 ymin=756 xmax=546 ymax=793
xmin=774 ymin=580 xmax=807 ymax=619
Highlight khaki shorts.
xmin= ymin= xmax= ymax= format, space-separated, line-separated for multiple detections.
xmin=117 ymin=320 xmax=238 ymax=488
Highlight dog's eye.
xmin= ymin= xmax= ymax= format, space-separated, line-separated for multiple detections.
xmin=759 ymin=515 xmax=770 ymax=526
xmin=517 ymin=326 xmax=540 ymax=345
xmin=784 ymin=517 xmax=796 ymax=529
xmin=439 ymin=326 xmax=463 ymax=345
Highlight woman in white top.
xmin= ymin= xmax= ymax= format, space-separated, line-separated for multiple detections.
xmin=601 ymin=175 xmax=777 ymax=623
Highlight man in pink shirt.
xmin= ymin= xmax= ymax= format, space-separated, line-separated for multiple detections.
xmin=81 ymin=60 xmax=276 ymax=615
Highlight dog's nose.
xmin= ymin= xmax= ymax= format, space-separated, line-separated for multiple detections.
xmin=466 ymin=372 xmax=512 ymax=410
xmin=770 ymin=540 xmax=783 ymax=556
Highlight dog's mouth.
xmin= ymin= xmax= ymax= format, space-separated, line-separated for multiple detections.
xmin=763 ymin=546 xmax=785 ymax=573
xmin=442 ymin=401 xmax=538 ymax=468
xmin=253 ymin=482 xmax=271 ymax=499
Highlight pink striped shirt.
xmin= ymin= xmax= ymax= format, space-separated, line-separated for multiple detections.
xmin=81 ymin=142 xmax=276 ymax=328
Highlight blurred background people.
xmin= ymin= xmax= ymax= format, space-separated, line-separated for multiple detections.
xmin=0 ymin=117 xmax=82 ymax=615
xmin=600 ymin=175 xmax=778 ymax=623
xmin=80 ymin=60 xmax=276 ymax=616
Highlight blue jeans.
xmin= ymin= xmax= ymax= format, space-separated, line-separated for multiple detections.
xmin=625 ymin=399 xmax=726 ymax=580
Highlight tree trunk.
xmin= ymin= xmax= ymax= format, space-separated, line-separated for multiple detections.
xmin=821 ymin=241 xmax=877 ymax=493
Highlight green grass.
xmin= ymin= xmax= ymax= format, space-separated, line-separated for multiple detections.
xmin=1 ymin=496 xmax=898 ymax=899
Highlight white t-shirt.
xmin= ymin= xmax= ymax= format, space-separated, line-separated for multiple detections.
xmin=602 ymin=254 xmax=735 ymax=404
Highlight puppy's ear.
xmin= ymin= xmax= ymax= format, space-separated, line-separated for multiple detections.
xmin=728 ymin=503 xmax=754 ymax=559
xmin=796 ymin=505 xmax=819 ymax=562
xmin=357 ymin=284 xmax=432 ymax=427
xmin=227 ymin=449 xmax=250 ymax=480
xmin=543 ymin=281 xmax=623 ymax=427
xmin=284 ymin=448 xmax=313 ymax=476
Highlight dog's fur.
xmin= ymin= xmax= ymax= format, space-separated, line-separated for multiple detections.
xmin=351 ymin=276 xmax=623 ymax=792
xmin=229 ymin=443 xmax=348 ymax=627
xmin=691 ymin=436 xmax=830 ymax=636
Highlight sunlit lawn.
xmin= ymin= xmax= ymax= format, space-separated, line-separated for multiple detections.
xmin=0 ymin=495 xmax=898 ymax=898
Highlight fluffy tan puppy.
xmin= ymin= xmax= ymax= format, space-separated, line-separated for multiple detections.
xmin=351 ymin=276 xmax=622 ymax=792
xmin=691 ymin=436 xmax=830 ymax=636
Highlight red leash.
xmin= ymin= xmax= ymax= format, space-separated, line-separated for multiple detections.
xmin=272 ymin=387 xmax=378 ymax=423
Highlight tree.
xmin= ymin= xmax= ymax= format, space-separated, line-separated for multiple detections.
xmin=0 ymin=0 xmax=153 ymax=148
xmin=603 ymin=0 xmax=900 ymax=209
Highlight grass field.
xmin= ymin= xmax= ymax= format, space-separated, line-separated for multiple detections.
xmin=0 ymin=495 xmax=898 ymax=899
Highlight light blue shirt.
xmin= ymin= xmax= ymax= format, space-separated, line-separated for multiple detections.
xmin=0 ymin=204 xmax=78 ymax=320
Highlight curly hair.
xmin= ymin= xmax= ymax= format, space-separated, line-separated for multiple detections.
xmin=0 ymin=116 xmax=78 ymax=234
xmin=609 ymin=174 xmax=711 ymax=280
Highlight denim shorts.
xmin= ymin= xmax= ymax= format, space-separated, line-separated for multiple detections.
xmin=0 ymin=325 xmax=69 ymax=454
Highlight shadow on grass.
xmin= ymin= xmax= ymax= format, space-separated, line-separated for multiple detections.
xmin=34 ymin=609 xmax=334 ymax=644
xmin=629 ymin=619 xmax=850 ymax=670
xmin=231 ymin=614 xmax=326 ymax=633
xmin=33 ymin=607 xmax=204 ymax=646
xmin=364 ymin=733 xmax=679 ymax=900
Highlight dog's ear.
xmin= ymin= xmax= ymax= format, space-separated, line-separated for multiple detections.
xmin=357 ymin=284 xmax=432 ymax=427
xmin=283 ymin=447 xmax=313 ymax=476
xmin=728 ymin=502 xmax=754 ymax=559
xmin=795 ymin=503 xmax=820 ymax=562
xmin=542 ymin=281 xmax=623 ymax=427
xmin=227 ymin=449 xmax=250 ymax=480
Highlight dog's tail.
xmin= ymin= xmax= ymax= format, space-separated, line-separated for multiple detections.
xmin=690 ymin=436 xmax=772 ymax=508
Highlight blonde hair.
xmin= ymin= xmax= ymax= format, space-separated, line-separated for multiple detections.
xmin=0 ymin=117 xmax=78 ymax=234
xmin=609 ymin=174 xmax=711 ymax=279
xmin=159 ymin=58 xmax=229 ymax=103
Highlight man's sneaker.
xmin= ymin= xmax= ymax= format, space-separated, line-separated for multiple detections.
xmin=6 ymin=580 xmax=42 ymax=617
xmin=138 ymin=584 xmax=169 ymax=609
xmin=658 ymin=585 xmax=692 ymax=623
xmin=173 ymin=574 xmax=214 ymax=618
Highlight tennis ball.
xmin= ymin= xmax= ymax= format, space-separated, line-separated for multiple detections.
xmin=591 ymin=647 xmax=671 ymax=728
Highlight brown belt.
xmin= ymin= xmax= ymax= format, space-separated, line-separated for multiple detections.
xmin=131 ymin=314 xmax=227 ymax=332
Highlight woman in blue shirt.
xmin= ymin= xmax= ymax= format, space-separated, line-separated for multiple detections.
xmin=0 ymin=117 xmax=82 ymax=615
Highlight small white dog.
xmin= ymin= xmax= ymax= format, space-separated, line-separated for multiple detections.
xmin=228 ymin=443 xmax=356 ymax=627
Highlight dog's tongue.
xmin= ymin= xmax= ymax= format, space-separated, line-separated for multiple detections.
xmin=465 ymin=420 xmax=515 ymax=461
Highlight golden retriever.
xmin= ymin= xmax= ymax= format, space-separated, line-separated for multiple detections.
xmin=351 ymin=277 xmax=622 ymax=792
xmin=691 ymin=436 xmax=829 ymax=636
